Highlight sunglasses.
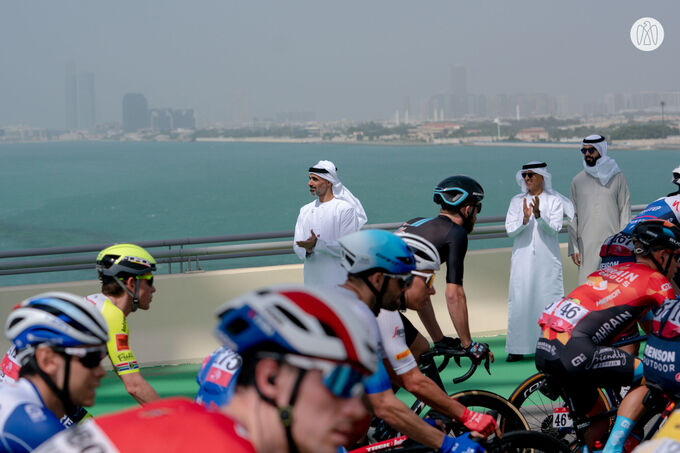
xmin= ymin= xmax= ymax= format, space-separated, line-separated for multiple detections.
xmin=522 ymin=172 xmax=538 ymax=179
xmin=411 ymin=270 xmax=436 ymax=289
xmin=475 ymin=203 xmax=482 ymax=214
xmin=384 ymin=273 xmax=415 ymax=289
xmin=54 ymin=346 xmax=107 ymax=369
xmin=580 ymin=147 xmax=597 ymax=154
xmin=281 ymin=354 xmax=366 ymax=399
xmin=136 ymin=274 xmax=154 ymax=287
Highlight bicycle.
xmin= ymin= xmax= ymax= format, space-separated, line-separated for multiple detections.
xmin=350 ymin=429 xmax=570 ymax=453
xmin=369 ymin=342 xmax=529 ymax=444
xmin=507 ymin=335 xmax=677 ymax=451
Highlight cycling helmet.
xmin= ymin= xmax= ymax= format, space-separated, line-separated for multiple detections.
xmin=338 ymin=230 xmax=416 ymax=275
xmin=433 ymin=175 xmax=484 ymax=208
xmin=6 ymin=292 xmax=108 ymax=365
xmin=632 ymin=219 xmax=680 ymax=255
xmin=214 ymin=285 xmax=378 ymax=375
xmin=96 ymin=243 xmax=156 ymax=278
xmin=395 ymin=232 xmax=440 ymax=271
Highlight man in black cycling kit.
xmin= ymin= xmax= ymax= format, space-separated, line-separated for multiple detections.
xmin=398 ymin=175 xmax=493 ymax=364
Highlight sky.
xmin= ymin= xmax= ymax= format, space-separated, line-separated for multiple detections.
xmin=1 ymin=0 xmax=679 ymax=128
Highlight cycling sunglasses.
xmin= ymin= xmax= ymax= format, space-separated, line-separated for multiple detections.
xmin=282 ymin=354 xmax=365 ymax=399
xmin=54 ymin=346 xmax=107 ymax=369
xmin=135 ymin=274 xmax=154 ymax=287
xmin=383 ymin=273 xmax=415 ymax=289
xmin=411 ymin=270 xmax=436 ymax=289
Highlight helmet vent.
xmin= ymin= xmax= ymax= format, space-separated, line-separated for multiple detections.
xmin=273 ymin=305 xmax=307 ymax=331
xmin=226 ymin=317 xmax=249 ymax=335
xmin=319 ymin=322 xmax=338 ymax=339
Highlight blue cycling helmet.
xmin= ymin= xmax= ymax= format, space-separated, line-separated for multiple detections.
xmin=5 ymin=292 xmax=108 ymax=365
xmin=433 ymin=175 xmax=484 ymax=208
xmin=339 ymin=230 xmax=416 ymax=275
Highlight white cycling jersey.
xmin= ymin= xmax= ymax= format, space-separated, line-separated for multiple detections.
xmin=376 ymin=309 xmax=417 ymax=375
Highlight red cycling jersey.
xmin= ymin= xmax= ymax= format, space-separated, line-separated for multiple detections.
xmin=35 ymin=398 xmax=257 ymax=453
xmin=539 ymin=262 xmax=675 ymax=345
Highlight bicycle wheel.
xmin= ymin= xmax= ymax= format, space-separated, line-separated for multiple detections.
xmin=487 ymin=430 xmax=570 ymax=453
xmin=422 ymin=389 xmax=528 ymax=440
xmin=508 ymin=373 xmax=614 ymax=445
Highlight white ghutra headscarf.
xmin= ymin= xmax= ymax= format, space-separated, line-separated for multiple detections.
xmin=515 ymin=161 xmax=574 ymax=220
xmin=581 ymin=135 xmax=622 ymax=186
xmin=309 ymin=160 xmax=368 ymax=227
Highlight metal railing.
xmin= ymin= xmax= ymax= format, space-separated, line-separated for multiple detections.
xmin=0 ymin=205 xmax=645 ymax=276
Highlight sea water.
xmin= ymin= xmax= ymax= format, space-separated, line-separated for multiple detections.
xmin=0 ymin=140 xmax=677 ymax=285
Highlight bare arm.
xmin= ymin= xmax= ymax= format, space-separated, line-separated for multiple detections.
xmin=367 ymin=389 xmax=446 ymax=450
xmin=118 ymin=372 xmax=161 ymax=405
xmin=445 ymin=283 xmax=471 ymax=347
xmin=390 ymin=365 xmax=465 ymax=421
xmin=417 ymin=299 xmax=445 ymax=343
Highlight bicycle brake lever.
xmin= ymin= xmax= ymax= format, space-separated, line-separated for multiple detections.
xmin=453 ymin=355 xmax=461 ymax=367
xmin=484 ymin=357 xmax=491 ymax=375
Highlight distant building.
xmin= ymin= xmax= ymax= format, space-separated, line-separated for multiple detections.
xmin=516 ymin=128 xmax=549 ymax=142
xmin=78 ymin=72 xmax=96 ymax=130
xmin=149 ymin=108 xmax=173 ymax=131
xmin=122 ymin=93 xmax=149 ymax=133
xmin=172 ymin=109 xmax=195 ymax=129
xmin=65 ymin=62 xmax=78 ymax=130
xmin=414 ymin=122 xmax=463 ymax=141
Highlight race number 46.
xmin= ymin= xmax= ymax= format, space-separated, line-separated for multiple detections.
xmin=553 ymin=407 xmax=573 ymax=428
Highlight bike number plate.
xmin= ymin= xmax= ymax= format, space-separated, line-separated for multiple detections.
xmin=552 ymin=407 xmax=573 ymax=428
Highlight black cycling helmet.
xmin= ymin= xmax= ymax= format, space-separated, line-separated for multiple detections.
xmin=632 ymin=219 xmax=680 ymax=255
xmin=433 ymin=175 xmax=484 ymax=209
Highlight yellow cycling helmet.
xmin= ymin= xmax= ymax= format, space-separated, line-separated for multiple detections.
xmin=96 ymin=243 xmax=156 ymax=278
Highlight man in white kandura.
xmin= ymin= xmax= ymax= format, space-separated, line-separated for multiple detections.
xmin=568 ymin=135 xmax=630 ymax=283
xmin=505 ymin=161 xmax=574 ymax=362
xmin=294 ymin=160 xmax=367 ymax=289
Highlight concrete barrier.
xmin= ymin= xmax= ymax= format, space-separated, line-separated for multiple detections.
xmin=0 ymin=244 xmax=578 ymax=366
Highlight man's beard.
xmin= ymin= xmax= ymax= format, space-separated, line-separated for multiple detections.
xmin=585 ymin=155 xmax=600 ymax=167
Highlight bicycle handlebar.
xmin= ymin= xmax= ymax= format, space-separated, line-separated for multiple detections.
xmin=419 ymin=344 xmax=491 ymax=385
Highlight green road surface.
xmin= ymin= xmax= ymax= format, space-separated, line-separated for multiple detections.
xmin=89 ymin=335 xmax=539 ymax=416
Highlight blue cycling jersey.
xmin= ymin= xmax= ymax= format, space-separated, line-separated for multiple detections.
xmin=0 ymin=378 xmax=65 ymax=452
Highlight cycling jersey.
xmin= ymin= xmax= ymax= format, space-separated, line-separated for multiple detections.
xmin=84 ymin=294 xmax=139 ymax=376
xmin=643 ymin=298 xmax=680 ymax=398
xmin=376 ymin=309 xmax=417 ymax=375
xmin=33 ymin=398 xmax=257 ymax=453
xmin=0 ymin=378 xmax=65 ymax=452
xmin=398 ymin=216 xmax=467 ymax=284
xmin=599 ymin=195 xmax=680 ymax=270
xmin=0 ymin=346 xmax=20 ymax=384
xmin=535 ymin=262 xmax=675 ymax=414
xmin=195 ymin=346 xmax=242 ymax=410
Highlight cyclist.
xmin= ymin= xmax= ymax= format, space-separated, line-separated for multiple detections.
xmin=0 ymin=292 xmax=108 ymax=452
xmin=397 ymin=175 xmax=493 ymax=365
xmin=599 ymin=193 xmax=680 ymax=274
xmin=375 ymin=232 xmax=497 ymax=439
xmin=195 ymin=345 xmax=242 ymax=410
xmin=36 ymin=285 xmax=381 ymax=453
xmin=337 ymin=229 xmax=489 ymax=453
xmin=668 ymin=165 xmax=680 ymax=197
xmin=534 ymin=219 xmax=680 ymax=452
xmin=89 ymin=243 xmax=161 ymax=404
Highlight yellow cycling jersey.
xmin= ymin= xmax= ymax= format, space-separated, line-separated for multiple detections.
xmin=85 ymin=294 xmax=139 ymax=376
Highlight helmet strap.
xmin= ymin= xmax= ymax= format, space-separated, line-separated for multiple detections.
xmin=114 ymin=277 xmax=140 ymax=312
xmin=399 ymin=293 xmax=407 ymax=311
xmin=254 ymin=366 xmax=306 ymax=453
xmin=649 ymin=250 xmax=673 ymax=278
xmin=33 ymin=352 xmax=77 ymax=417
xmin=361 ymin=274 xmax=390 ymax=316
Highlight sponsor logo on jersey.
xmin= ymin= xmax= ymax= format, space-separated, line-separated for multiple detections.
xmin=662 ymin=283 xmax=673 ymax=292
xmin=25 ymin=404 xmax=47 ymax=423
xmin=599 ymin=267 xmax=640 ymax=287
xmin=115 ymin=334 xmax=130 ymax=352
xmin=536 ymin=341 xmax=557 ymax=356
xmin=392 ymin=326 xmax=404 ymax=338
xmin=395 ymin=349 xmax=411 ymax=360
xmin=571 ymin=353 xmax=587 ymax=367
xmin=591 ymin=311 xmax=634 ymax=344
xmin=645 ymin=344 xmax=676 ymax=363
xmin=596 ymin=288 xmax=622 ymax=307
xmin=117 ymin=351 xmax=135 ymax=362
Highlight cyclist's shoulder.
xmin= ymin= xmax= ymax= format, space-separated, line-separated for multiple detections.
xmin=96 ymin=398 xmax=256 ymax=452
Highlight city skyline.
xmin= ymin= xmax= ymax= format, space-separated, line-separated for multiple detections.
xmin=1 ymin=1 xmax=679 ymax=129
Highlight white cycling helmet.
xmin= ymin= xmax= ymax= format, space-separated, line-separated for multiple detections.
xmin=6 ymin=292 xmax=109 ymax=365
xmin=395 ymin=232 xmax=440 ymax=271
xmin=214 ymin=285 xmax=378 ymax=375
xmin=672 ymin=165 xmax=680 ymax=186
